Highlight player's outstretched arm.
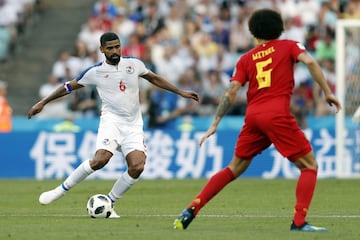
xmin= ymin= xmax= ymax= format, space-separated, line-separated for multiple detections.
xmin=142 ymin=71 xmax=199 ymax=102
xmin=200 ymin=81 xmax=242 ymax=146
xmin=28 ymin=79 xmax=84 ymax=119
xmin=298 ymin=52 xmax=342 ymax=113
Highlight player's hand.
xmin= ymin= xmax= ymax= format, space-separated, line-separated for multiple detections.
xmin=182 ymin=91 xmax=199 ymax=102
xmin=199 ymin=125 xmax=217 ymax=146
xmin=325 ymin=94 xmax=342 ymax=113
xmin=27 ymin=101 xmax=45 ymax=119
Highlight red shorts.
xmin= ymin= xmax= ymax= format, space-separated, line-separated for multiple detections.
xmin=234 ymin=112 xmax=312 ymax=161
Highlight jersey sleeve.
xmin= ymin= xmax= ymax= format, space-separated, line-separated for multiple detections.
xmin=76 ymin=62 xmax=102 ymax=85
xmin=230 ymin=55 xmax=248 ymax=86
xmin=135 ymin=58 xmax=150 ymax=76
xmin=290 ymin=41 xmax=307 ymax=62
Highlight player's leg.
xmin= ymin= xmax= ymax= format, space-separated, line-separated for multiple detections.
xmin=188 ymin=157 xmax=251 ymax=215
xmin=106 ymin=150 xmax=145 ymax=218
xmin=268 ymin=114 xmax=326 ymax=231
xmin=39 ymin=119 xmax=118 ymax=205
xmin=174 ymin=119 xmax=268 ymax=229
xmin=39 ymin=149 xmax=113 ymax=205
xmin=108 ymin=149 xmax=146 ymax=202
xmin=106 ymin=127 xmax=146 ymax=218
xmin=290 ymin=151 xmax=326 ymax=232
xmin=174 ymin=156 xmax=252 ymax=230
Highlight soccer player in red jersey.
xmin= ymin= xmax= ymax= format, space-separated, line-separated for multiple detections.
xmin=174 ymin=8 xmax=341 ymax=232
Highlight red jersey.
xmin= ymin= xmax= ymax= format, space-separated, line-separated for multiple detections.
xmin=231 ymin=39 xmax=306 ymax=115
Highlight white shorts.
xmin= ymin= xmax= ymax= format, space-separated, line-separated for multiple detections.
xmin=96 ymin=117 xmax=146 ymax=157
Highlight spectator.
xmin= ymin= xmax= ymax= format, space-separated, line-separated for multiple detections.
xmin=276 ymin=0 xmax=297 ymax=20
xmin=229 ymin=10 xmax=252 ymax=54
xmin=313 ymin=59 xmax=336 ymax=116
xmin=280 ymin=17 xmax=306 ymax=45
xmin=215 ymin=44 xmax=236 ymax=79
xmin=210 ymin=18 xmax=230 ymax=49
xmin=315 ymin=29 xmax=336 ymax=62
xmin=111 ymin=8 xmax=136 ymax=45
xmin=176 ymin=36 xmax=197 ymax=72
xmin=155 ymin=44 xmax=184 ymax=85
xmin=142 ymin=1 xmax=165 ymax=37
xmin=0 ymin=80 xmax=12 ymax=132
xmin=90 ymin=0 xmax=117 ymax=32
xmin=341 ymin=0 xmax=360 ymax=19
xmin=121 ymin=32 xmax=146 ymax=59
xmin=52 ymin=49 xmax=83 ymax=82
xmin=92 ymin=0 xmax=118 ymax=19
xmin=296 ymin=0 xmax=320 ymax=28
xmin=72 ymin=39 xmax=93 ymax=70
xmin=317 ymin=0 xmax=338 ymax=33
xmin=193 ymin=31 xmax=219 ymax=75
xmin=218 ymin=1 xmax=232 ymax=32
xmin=68 ymin=85 xmax=99 ymax=118
xmin=164 ymin=2 xmax=185 ymax=45
xmin=176 ymin=69 xmax=200 ymax=117
xmin=0 ymin=0 xmax=18 ymax=60
xmin=200 ymin=69 xmax=226 ymax=115
xmin=139 ymin=47 xmax=156 ymax=115
xmin=193 ymin=4 xmax=214 ymax=34
xmin=147 ymin=72 xmax=198 ymax=129
xmin=36 ymin=74 xmax=72 ymax=119
xmin=78 ymin=17 xmax=104 ymax=54
xmin=0 ymin=23 xmax=11 ymax=62
xmin=291 ymin=82 xmax=314 ymax=128
xmin=304 ymin=25 xmax=320 ymax=53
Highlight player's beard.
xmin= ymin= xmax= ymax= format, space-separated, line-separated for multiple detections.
xmin=106 ymin=54 xmax=120 ymax=65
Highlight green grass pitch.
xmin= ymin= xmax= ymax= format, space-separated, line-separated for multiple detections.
xmin=0 ymin=178 xmax=359 ymax=240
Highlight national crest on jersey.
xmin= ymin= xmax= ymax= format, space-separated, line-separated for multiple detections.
xmin=126 ymin=65 xmax=134 ymax=74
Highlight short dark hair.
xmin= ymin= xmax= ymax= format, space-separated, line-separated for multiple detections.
xmin=248 ymin=9 xmax=284 ymax=40
xmin=100 ymin=32 xmax=120 ymax=46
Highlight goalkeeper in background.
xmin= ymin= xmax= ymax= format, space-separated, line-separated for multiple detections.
xmin=174 ymin=8 xmax=341 ymax=232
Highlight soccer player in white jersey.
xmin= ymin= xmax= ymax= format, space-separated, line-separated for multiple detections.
xmin=28 ymin=32 xmax=199 ymax=218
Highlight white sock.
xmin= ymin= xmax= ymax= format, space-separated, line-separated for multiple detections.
xmin=108 ymin=171 xmax=138 ymax=202
xmin=62 ymin=160 xmax=95 ymax=190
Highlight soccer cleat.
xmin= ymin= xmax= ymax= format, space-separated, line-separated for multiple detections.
xmin=290 ymin=221 xmax=328 ymax=232
xmin=39 ymin=186 xmax=66 ymax=205
xmin=108 ymin=209 xmax=121 ymax=219
xmin=173 ymin=207 xmax=195 ymax=230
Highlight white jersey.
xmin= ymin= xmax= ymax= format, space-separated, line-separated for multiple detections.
xmin=76 ymin=57 xmax=149 ymax=125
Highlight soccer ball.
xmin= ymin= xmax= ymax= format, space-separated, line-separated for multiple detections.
xmin=86 ymin=194 xmax=113 ymax=218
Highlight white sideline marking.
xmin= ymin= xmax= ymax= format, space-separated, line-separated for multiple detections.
xmin=1 ymin=213 xmax=360 ymax=218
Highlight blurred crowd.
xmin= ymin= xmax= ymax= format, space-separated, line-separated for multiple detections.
xmin=0 ymin=0 xmax=43 ymax=62
xmin=23 ymin=0 xmax=360 ymax=128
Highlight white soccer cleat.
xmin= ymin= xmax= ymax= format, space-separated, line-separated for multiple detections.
xmin=109 ymin=209 xmax=121 ymax=218
xmin=39 ymin=186 xmax=66 ymax=205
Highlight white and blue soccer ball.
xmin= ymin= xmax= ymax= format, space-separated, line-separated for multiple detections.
xmin=86 ymin=194 xmax=113 ymax=218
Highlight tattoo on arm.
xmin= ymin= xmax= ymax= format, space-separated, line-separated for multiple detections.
xmin=215 ymin=82 xmax=236 ymax=119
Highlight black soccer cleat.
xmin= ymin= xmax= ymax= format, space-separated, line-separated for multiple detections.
xmin=173 ymin=207 xmax=195 ymax=230
xmin=290 ymin=221 xmax=327 ymax=232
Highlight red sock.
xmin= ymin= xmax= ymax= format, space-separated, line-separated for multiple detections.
xmin=187 ymin=167 xmax=236 ymax=216
xmin=293 ymin=169 xmax=317 ymax=226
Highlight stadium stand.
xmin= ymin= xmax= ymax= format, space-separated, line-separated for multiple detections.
xmin=2 ymin=0 xmax=359 ymax=126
